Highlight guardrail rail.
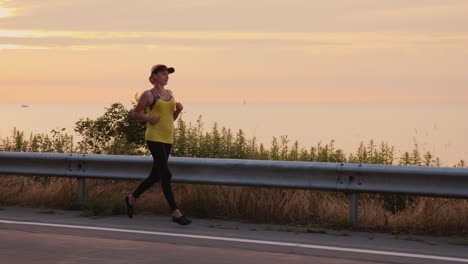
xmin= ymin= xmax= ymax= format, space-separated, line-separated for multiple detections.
xmin=1 ymin=152 xmax=468 ymax=226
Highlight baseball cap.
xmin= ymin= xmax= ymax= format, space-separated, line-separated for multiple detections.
xmin=150 ymin=64 xmax=175 ymax=75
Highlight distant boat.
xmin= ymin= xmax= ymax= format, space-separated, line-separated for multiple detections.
xmin=20 ymin=105 xmax=29 ymax=107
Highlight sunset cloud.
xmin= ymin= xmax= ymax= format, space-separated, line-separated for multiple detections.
xmin=0 ymin=7 xmax=15 ymax=18
xmin=2 ymin=29 xmax=468 ymax=46
xmin=2 ymin=0 xmax=468 ymax=32
xmin=1 ymin=0 xmax=467 ymax=103
xmin=0 ymin=44 xmax=47 ymax=50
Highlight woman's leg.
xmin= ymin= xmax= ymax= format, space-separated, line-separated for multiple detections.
xmin=159 ymin=143 xmax=191 ymax=225
xmin=131 ymin=141 xmax=162 ymax=199
xmin=127 ymin=141 xmax=190 ymax=224
xmin=156 ymin=142 xmax=178 ymax=211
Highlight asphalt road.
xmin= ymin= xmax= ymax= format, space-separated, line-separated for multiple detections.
xmin=1 ymin=207 xmax=468 ymax=264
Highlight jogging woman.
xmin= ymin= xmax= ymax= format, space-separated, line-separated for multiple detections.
xmin=124 ymin=64 xmax=191 ymax=225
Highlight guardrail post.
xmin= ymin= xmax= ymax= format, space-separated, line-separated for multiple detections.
xmin=77 ymin=177 xmax=86 ymax=203
xmin=349 ymin=193 xmax=358 ymax=227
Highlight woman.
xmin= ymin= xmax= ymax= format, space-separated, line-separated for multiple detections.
xmin=124 ymin=64 xmax=191 ymax=225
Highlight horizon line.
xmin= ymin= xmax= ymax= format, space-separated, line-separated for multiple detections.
xmin=1 ymin=100 xmax=468 ymax=104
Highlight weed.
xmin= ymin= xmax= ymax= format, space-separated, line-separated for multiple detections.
xmin=218 ymin=225 xmax=239 ymax=230
xmin=392 ymin=227 xmax=401 ymax=239
xmin=65 ymin=201 xmax=83 ymax=211
xmin=277 ymin=226 xmax=294 ymax=232
xmin=37 ymin=209 xmax=56 ymax=214
xmin=333 ymin=217 xmax=351 ymax=230
xmin=404 ymin=234 xmax=425 ymax=243
xmin=449 ymin=240 xmax=468 ymax=246
xmin=80 ymin=194 xmax=125 ymax=217
xmin=302 ymin=227 xmax=327 ymax=234
xmin=208 ymin=224 xmax=238 ymax=230
xmin=340 ymin=230 xmax=351 ymax=236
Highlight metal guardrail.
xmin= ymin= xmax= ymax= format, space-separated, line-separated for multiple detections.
xmin=1 ymin=151 xmax=468 ymax=226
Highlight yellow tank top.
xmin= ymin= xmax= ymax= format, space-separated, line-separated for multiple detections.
xmin=144 ymin=90 xmax=176 ymax=144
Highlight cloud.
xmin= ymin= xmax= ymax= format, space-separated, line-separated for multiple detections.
xmin=2 ymin=29 xmax=468 ymax=42
xmin=0 ymin=44 xmax=47 ymax=50
xmin=2 ymin=30 xmax=468 ymax=54
xmin=0 ymin=7 xmax=15 ymax=18
xmin=146 ymin=45 xmax=228 ymax=52
xmin=1 ymin=0 xmax=467 ymax=104
xmin=2 ymin=0 xmax=467 ymax=33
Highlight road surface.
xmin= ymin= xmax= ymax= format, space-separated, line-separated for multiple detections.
xmin=1 ymin=207 xmax=467 ymax=264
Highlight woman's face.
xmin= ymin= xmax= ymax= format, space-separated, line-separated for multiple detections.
xmin=152 ymin=70 xmax=169 ymax=86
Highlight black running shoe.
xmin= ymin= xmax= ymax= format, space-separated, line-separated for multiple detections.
xmin=172 ymin=215 xmax=192 ymax=225
xmin=124 ymin=196 xmax=133 ymax=218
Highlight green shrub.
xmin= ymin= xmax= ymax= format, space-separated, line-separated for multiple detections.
xmin=80 ymin=194 xmax=126 ymax=217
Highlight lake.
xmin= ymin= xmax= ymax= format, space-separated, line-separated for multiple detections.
xmin=1 ymin=102 xmax=467 ymax=166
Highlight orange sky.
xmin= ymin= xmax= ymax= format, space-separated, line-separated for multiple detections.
xmin=1 ymin=0 xmax=468 ymax=103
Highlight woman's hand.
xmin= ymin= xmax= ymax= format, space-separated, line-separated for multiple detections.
xmin=176 ymin=102 xmax=184 ymax=112
xmin=147 ymin=116 xmax=160 ymax=125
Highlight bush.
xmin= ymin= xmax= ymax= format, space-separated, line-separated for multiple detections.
xmin=80 ymin=194 xmax=126 ymax=217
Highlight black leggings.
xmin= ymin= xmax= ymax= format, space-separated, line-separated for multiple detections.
xmin=132 ymin=141 xmax=177 ymax=211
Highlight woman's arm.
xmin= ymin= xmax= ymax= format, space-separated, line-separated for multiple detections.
xmin=174 ymin=102 xmax=183 ymax=120
xmin=167 ymin=90 xmax=183 ymax=120
xmin=132 ymin=91 xmax=160 ymax=125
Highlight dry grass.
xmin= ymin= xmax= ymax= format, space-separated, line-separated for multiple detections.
xmin=1 ymin=175 xmax=467 ymax=235
xmin=0 ymin=176 xmax=77 ymax=208
xmin=390 ymin=198 xmax=468 ymax=235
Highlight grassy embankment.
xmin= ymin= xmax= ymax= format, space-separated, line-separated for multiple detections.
xmin=0 ymin=103 xmax=467 ymax=236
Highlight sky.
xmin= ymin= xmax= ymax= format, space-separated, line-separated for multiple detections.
xmin=1 ymin=0 xmax=468 ymax=103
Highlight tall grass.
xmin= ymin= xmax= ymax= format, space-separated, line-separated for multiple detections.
xmin=0 ymin=103 xmax=466 ymax=235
